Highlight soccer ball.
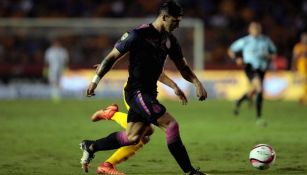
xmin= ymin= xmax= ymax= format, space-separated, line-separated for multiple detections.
xmin=249 ymin=144 xmax=276 ymax=170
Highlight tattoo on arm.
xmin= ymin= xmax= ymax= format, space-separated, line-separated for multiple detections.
xmin=96 ymin=56 xmax=117 ymax=78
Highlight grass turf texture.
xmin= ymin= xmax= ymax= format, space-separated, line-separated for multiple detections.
xmin=0 ymin=99 xmax=306 ymax=175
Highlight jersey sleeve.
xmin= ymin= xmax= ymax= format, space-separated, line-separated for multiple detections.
xmin=267 ymin=37 xmax=277 ymax=54
xmin=168 ymin=36 xmax=184 ymax=61
xmin=230 ymin=38 xmax=245 ymax=52
xmin=115 ymin=31 xmax=138 ymax=54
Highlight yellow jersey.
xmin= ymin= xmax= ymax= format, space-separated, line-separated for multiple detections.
xmin=293 ymin=43 xmax=307 ymax=74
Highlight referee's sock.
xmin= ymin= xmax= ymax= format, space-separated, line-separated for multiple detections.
xmin=237 ymin=93 xmax=248 ymax=107
xmin=256 ymin=92 xmax=263 ymax=118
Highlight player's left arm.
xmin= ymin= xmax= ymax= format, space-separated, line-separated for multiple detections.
xmin=266 ymin=37 xmax=277 ymax=60
xmin=158 ymin=71 xmax=188 ymax=105
xmin=168 ymin=36 xmax=207 ymax=101
xmin=172 ymin=57 xmax=207 ymax=101
xmin=86 ymin=48 xmax=124 ymax=97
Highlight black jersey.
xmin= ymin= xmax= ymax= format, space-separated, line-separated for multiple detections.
xmin=115 ymin=24 xmax=183 ymax=94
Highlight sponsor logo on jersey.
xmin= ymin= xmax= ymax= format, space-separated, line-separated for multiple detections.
xmin=121 ymin=33 xmax=128 ymax=41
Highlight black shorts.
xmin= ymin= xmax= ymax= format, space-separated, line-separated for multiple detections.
xmin=244 ymin=64 xmax=266 ymax=83
xmin=124 ymin=90 xmax=166 ymax=125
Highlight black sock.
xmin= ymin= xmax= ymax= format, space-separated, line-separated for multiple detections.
xmin=167 ymin=137 xmax=194 ymax=173
xmin=237 ymin=94 xmax=248 ymax=107
xmin=92 ymin=131 xmax=130 ymax=152
xmin=256 ymin=93 xmax=263 ymax=118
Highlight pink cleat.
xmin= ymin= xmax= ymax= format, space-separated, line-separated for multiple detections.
xmin=91 ymin=104 xmax=119 ymax=122
xmin=96 ymin=162 xmax=126 ymax=175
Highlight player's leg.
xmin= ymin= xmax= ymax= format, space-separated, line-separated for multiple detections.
xmin=91 ymin=104 xmax=128 ymax=128
xmin=252 ymin=71 xmax=268 ymax=127
xmin=48 ymin=70 xmax=61 ymax=102
xmin=253 ymin=71 xmax=265 ymax=118
xmin=92 ymin=97 xmax=154 ymax=173
xmin=253 ymin=78 xmax=262 ymax=118
xmin=156 ymin=112 xmax=207 ymax=175
xmin=234 ymin=64 xmax=254 ymax=115
xmin=80 ymin=120 xmax=146 ymax=172
xmin=95 ymin=121 xmax=150 ymax=175
xmin=126 ymin=91 xmax=207 ymax=174
xmin=97 ymin=126 xmax=153 ymax=174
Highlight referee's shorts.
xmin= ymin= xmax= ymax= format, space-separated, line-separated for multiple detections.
xmin=244 ymin=64 xmax=266 ymax=83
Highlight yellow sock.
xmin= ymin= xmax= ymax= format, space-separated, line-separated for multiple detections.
xmin=105 ymin=141 xmax=144 ymax=165
xmin=111 ymin=112 xmax=128 ymax=129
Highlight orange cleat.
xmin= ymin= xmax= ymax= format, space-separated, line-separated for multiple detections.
xmin=91 ymin=104 xmax=119 ymax=122
xmin=96 ymin=162 xmax=126 ymax=175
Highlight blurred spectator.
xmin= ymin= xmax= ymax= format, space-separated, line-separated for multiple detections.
xmin=292 ymin=32 xmax=307 ymax=105
xmin=270 ymin=55 xmax=288 ymax=70
xmin=0 ymin=0 xmax=306 ymax=73
xmin=44 ymin=39 xmax=69 ymax=102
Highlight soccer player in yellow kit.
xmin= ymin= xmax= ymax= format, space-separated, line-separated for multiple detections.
xmin=293 ymin=32 xmax=307 ymax=105
xmin=89 ymin=72 xmax=188 ymax=175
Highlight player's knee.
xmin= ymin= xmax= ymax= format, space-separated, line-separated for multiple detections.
xmin=166 ymin=121 xmax=180 ymax=144
xmin=167 ymin=121 xmax=179 ymax=133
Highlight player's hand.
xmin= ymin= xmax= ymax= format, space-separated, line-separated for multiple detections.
xmin=174 ymin=86 xmax=188 ymax=105
xmin=86 ymin=82 xmax=97 ymax=97
xmin=195 ymin=83 xmax=207 ymax=101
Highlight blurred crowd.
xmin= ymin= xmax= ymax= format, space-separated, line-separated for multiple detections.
xmin=0 ymin=0 xmax=307 ymax=75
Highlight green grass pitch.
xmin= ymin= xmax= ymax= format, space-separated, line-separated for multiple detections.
xmin=0 ymin=99 xmax=306 ymax=175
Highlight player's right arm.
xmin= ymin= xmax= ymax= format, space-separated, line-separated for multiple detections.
xmin=158 ymin=72 xmax=188 ymax=105
xmin=228 ymin=38 xmax=245 ymax=66
xmin=86 ymin=48 xmax=124 ymax=97
xmin=86 ymin=31 xmax=138 ymax=97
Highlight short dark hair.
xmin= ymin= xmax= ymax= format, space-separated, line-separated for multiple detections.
xmin=159 ymin=0 xmax=183 ymax=17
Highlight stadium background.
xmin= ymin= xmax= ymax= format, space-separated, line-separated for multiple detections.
xmin=1 ymin=1 xmax=307 ymax=175
xmin=0 ymin=0 xmax=306 ymax=100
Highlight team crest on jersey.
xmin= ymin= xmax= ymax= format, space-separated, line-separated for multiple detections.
xmin=166 ymin=37 xmax=171 ymax=49
xmin=121 ymin=33 xmax=128 ymax=41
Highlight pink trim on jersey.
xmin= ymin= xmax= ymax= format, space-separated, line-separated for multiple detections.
xmin=136 ymin=24 xmax=150 ymax=29
xmin=136 ymin=91 xmax=151 ymax=115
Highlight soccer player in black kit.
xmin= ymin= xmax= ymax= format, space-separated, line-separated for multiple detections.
xmin=81 ymin=1 xmax=208 ymax=174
